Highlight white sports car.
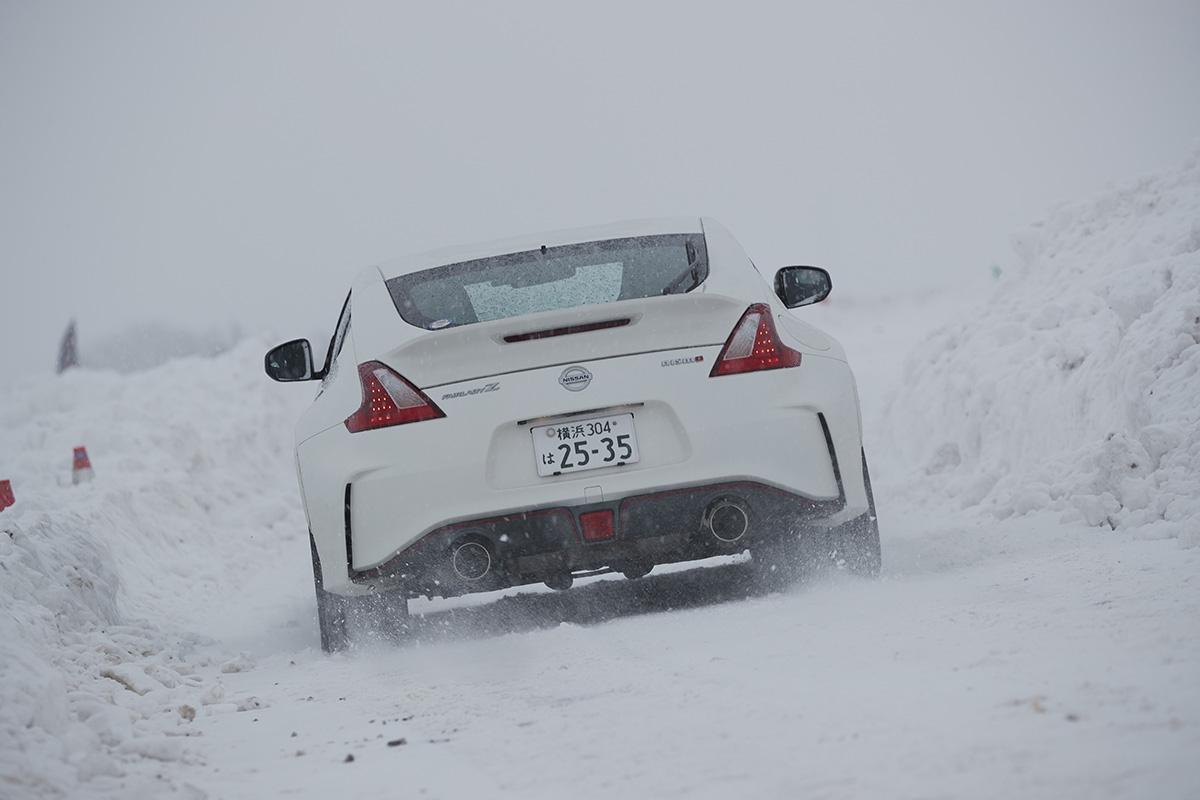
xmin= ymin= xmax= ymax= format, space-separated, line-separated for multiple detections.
xmin=266 ymin=218 xmax=879 ymax=651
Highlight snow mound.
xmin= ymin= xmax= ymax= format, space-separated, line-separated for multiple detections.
xmin=0 ymin=341 xmax=309 ymax=797
xmin=887 ymin=153 xmax=1200 ymax=542
xmin=82 ymin=322 xmax=242 ymax=374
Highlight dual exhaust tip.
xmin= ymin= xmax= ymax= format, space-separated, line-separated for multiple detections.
xmin=450 ymin=496 xmax=749 ymax=581
xmin=451 ymin=540 xmax=492 ymax=581
xmin=703 ymin=498 xmax=750 ymax=543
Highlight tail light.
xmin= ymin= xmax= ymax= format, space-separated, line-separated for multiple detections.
xmin=709 ymin=303 xmax=802 ymax=377
xmin=345 ymin=361 xmax=445 ymax=432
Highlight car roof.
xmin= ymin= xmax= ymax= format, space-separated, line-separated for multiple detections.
xmin=374 ymin=216 xmax=705 ymax=279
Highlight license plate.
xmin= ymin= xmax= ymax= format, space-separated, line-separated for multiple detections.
xmin=531 ymin=413 xmax=640 ymax=477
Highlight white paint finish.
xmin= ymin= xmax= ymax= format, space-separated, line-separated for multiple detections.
xmin=303 ymin=350 xmax=860 ymax=582
xmin=294 ymin=221 xmax=865 ymax=585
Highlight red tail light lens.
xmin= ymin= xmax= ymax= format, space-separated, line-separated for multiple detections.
xmin=344 ymin=361 xmax=445 ymax=432
xmin=579 ymin=509 xmax=615 ymax=542
xmin=709 ymin=303 xmax=802 ymax=377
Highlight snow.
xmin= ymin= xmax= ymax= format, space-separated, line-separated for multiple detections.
xmin=0 ymin=347 xmax=311 ymax=796
xmin=82 ymin=322 xmax=243 ymax=374
xmin=2 ymin=157 xmax=1199 ymax=798
xmin=880 ymin=152 xmax=1200 ymax=542
xmin=175 ymin=522 xmax=1200 ymax=799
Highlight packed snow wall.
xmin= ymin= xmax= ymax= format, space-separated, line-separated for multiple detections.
xmin=885 ymin=153 xmax=1200 ymax=543
xmin=0 ymin=341 xmax=309 ymax=795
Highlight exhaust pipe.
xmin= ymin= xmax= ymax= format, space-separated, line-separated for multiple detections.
xmin=451 ymin=540 xmax=492 ymax=581
xmin=703 ymin=498 xmax=750 ymax=543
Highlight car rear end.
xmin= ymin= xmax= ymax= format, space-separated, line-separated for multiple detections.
xmin=298 ymin=218 xmax=869 ymax=599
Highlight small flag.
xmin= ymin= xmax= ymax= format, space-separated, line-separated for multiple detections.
xmin=0 ymin=480 xmax=13 ymax=512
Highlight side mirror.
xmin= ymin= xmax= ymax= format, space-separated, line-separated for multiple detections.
xmin=774 ymin=266 xmax=832 ymax=309
xmin=264 ymin=339 xmax=318 ymax=382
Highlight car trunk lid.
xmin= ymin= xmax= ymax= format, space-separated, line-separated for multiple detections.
xmin=378 ymin=293 xmax=747 ymax=388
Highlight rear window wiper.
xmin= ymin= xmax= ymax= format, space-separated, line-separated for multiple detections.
xmin=661 ymin=263 xmax=699 ymax=295
xmin=661 ymin=242 xmax=702 ymax=295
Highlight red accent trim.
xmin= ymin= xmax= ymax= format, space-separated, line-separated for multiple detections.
xmin=620 ymin=480 xmax=798 ymax=508
xmin=424 ymin=507 xmax=579 ymax=539
xmin=503 ymin=318 xmax=630 ymax=343
xmin=617 ymin=480 xmax=801 ymax=532
xmin=354 ymin=507 xmax=581 ymax=578
xmin=355 ymin=481 xmax=816 ymax=581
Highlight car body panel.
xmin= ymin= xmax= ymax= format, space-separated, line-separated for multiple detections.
xmin=299 ymin=347 xmax=867 ymax=594
xmin=376 ymin=293 xmax=757 ymax=390
xmin=291 ymin=217 xmax=870 ymax=597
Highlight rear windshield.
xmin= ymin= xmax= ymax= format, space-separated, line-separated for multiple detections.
xmin=384 ymin=233 xmax=708 ymax=331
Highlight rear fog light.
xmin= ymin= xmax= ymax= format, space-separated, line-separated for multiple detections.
xmin=580 ymin=510 xmax=615 ymax=542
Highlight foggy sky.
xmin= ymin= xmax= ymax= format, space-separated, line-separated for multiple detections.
xmin=2 ymin=1 xmax=1198 ymax=379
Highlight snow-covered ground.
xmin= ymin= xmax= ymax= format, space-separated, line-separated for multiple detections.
xmin=2 ymin=157 xmax=1198 ymax=799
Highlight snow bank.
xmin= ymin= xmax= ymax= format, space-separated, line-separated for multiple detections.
xmin=886 ymin=153 xmax=1200 ymax=542
xmin=0 ymin=342 xmax=309 ymax=797
xmin=82 ymin=322 xmax=243 ymax=374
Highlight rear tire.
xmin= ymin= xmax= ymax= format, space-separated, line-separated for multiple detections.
xmin=310 ymin=533 xmax=349 ymax=652
xmin=310 ymin=533 xmax=410 ymax=653
xmin=751 ymin=529 xmax=824 ymax=591
xmin=828 ymin=450 xmax=882 ymax=577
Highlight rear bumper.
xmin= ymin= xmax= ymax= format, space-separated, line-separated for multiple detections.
xmin=351 ymin=478 xmax=845 ymax=599
xmin=299 ymin=350 xmax=869 ymax=596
